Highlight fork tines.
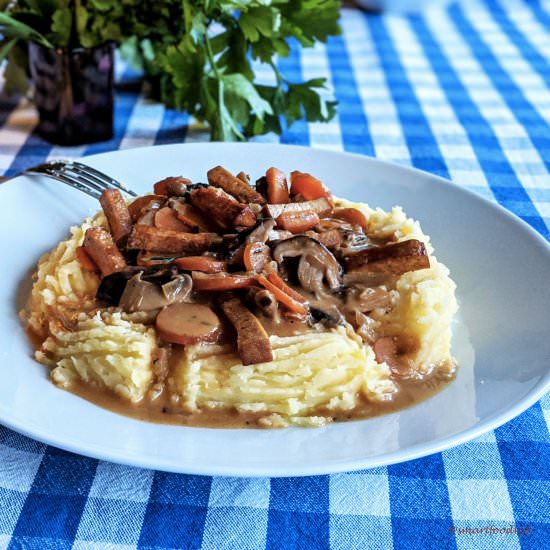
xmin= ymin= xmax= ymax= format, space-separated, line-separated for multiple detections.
xmin=26 ymin=160 xmax=138 ymax=200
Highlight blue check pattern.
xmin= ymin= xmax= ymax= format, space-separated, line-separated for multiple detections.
xmin=1 ymin=1 xmax=549 ymax=548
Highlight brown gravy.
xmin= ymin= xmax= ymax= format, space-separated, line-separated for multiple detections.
xmin=64 ymin=366 xmax=455 ymax=428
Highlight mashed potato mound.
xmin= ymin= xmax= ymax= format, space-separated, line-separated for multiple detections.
xmin=24 ymin=195 xmax=458 ymax=426
xmin=337 ymin=198 xmax=457 ymax=373
xmin=175 ymin=326 xmax=396 ymax=427
xmin=37 ymin=311 xmax=156 ymax=402
xmin=24 ymin=215 xmax=104 ymax=339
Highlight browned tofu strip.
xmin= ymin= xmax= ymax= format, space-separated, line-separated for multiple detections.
xmin=236 ymin=171 xmax=249 ymax=183
xmin=207 ymin=165 xmax=266 ymax=205
xmin=127 ymin=225 xmax=222 ymax=254
xmin=99 ymin=189 xmax=133 ymax=243
xmin=221 ymin=296 xmax=273 ymax=365
xmin=189 ymin=187 xmax=256 ymax=229
xmin=83 ymin=227 xmax=127 ymax=277
xmin=344 ymin=239 xmax=430 ymax=276
xmin=264 ymin=197 xmax=333 ymax=219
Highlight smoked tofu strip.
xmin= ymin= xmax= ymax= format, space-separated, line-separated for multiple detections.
xmin=344 ymin=239 xmax=430 ymax=276
xmin=127 ymin=225 xmax=222 ymax=254
xmin=264 ymin=197 xmax=333 ymax=219
xmin=83 ymin=227 xmax=127 ymax=276
xmin=99 ymin=189 xmax=133 ymax=243
xmin=189 ymin=187 xmax=256 ymax=229
xmin=207 ymin=165 xmax=266 ymax=205
xmin=221 ymin=297 xmax=273 ymax=365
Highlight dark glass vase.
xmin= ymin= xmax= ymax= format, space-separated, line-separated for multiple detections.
xmin=28 ymin=41 xmax=115 ymax=146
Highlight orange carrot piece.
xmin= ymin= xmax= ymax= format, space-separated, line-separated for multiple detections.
xmin=175 ymin=256 xmax=227 ymax=273
xmin=256 ymin=274 xmax=308 ymax=315
xmin=333 ymin=207 xmax=369 ymax=233
xmin=266 ymin=167 xmax=290 ymax=204
xmin=290 ymin=171 xmax=332 ymax=201
xmin=265 ymin=272 xmax=307 ymax=304
xmin=243 ymin=242 xmax=270 ymax=273
xmin=276 ymin=210 xmax=320 ymax=233
xmin=192 ymin=272 xmax=257 ymax=291
xmin=76 ymin=246 xmax=99 ymax=272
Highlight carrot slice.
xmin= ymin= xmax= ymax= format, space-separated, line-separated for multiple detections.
xmin=290 ymin=171 xmax=332 ymax=201
xmin=256 ymin=274 xmax=308 ymax=315
xmin=243 ymin=242 xmax=271 ymax=273
xmin=276 ymin=210 xmax=319 ymax=233
xmin=266 ymin=167 xmax=290 ymax=204
xmin=76 ymin=246 xmax=99 ymax=272
xmin=154 ymin=207 xmax=191 ymax=232
xmin=333 ymin=207 xmax=369 ymax=233
xmin=265 ymin=272 xmax=307 ymax=304
xmin=175 ymin=256 xmax=227 ymax=273
xmin=192 ymin=272 xmax=257 ymax=291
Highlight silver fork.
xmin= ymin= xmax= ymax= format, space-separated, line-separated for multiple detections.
xmin=24 ymin=160 xmax=138 ymax=200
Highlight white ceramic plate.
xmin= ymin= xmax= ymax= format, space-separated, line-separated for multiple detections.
xmin=1 ymin=143 xmax=549 ymax=477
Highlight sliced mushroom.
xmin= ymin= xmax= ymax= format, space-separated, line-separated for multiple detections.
xmin=310 ymin=305 xmax=344 ymax=328
xmin=245 ymin=219 xmax=276 ymax=244
xmin=119 ymin=274 xmax=165 ymax=312
xmin=345 ymin=286 xmax=393 ymax=313
xmin=119 ymin=272 xmax=192 ymax=313
xmin=128 ymin=195 xmax=166 ymax=222
xmin=254 ymin=289 xmax=280 ymax=321
xmin=347 ymin=310 xmax=377 ymax=344
xmin=272 ymin=236 xmax=342 ymax=295
xmin=227 ymin=219 xmax=276 ymax=266
xmin=373 ymin=336 xmax=417 ymax=378
xmin=161 ymin=274 xmax=193 ymax=303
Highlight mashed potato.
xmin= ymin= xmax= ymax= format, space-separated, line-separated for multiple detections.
xmin=38 ymin=311 xmax=156 ymax=402
xmin=175 ymin=326 xmax=395 ymax=427
xmin=337 ymin=199 xmax=457 ymax=373
xmin=23 ymin=195 xmax=458 ymax=426
xmin=24 ymin=215 xmax=104 ymax=339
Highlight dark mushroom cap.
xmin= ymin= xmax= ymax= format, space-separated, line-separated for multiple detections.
xmin=272 ymin=236 xmax=342 ymax=294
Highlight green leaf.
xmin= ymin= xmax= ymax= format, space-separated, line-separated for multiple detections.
xmin=239 ymin=7 xmax=281 ymax=43
xmin=222 ymin=73 xmax=273 ymax=121
xmin=286 ymin=78 xmax=336 ymax=125
xmin=0 ymin=12 xmax=53 ymax=48
xmin=50 ymin=7 xmax=72 ymax=47
xmin=3 ymin=43 xmax=29 ymax=95
xmin=0 ymin=38 xmax=17 ymax=63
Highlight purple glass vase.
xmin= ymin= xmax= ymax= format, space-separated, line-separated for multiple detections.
xmin=28 ymin=41 xmax=115 ymax=145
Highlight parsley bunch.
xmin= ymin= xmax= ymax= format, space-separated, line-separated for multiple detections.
xmin=1 ymin=0 xmax=341 ymax=140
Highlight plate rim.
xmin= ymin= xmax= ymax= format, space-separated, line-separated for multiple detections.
xmin=1 ymin=142 xmax=549 ymax=477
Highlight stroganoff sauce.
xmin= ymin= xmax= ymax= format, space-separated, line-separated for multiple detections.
xmin=64 ymin=363 xmax=456 ymax=429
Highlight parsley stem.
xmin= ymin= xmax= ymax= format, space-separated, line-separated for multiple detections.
xmin=205 ymin=33 xmax=221 ymax=80
xmin=268 ymin=59 xmax=283 ymax=87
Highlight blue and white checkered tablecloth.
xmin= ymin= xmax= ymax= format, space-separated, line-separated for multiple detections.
xmin=1 ymin=0 xmax=549 ymax=548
